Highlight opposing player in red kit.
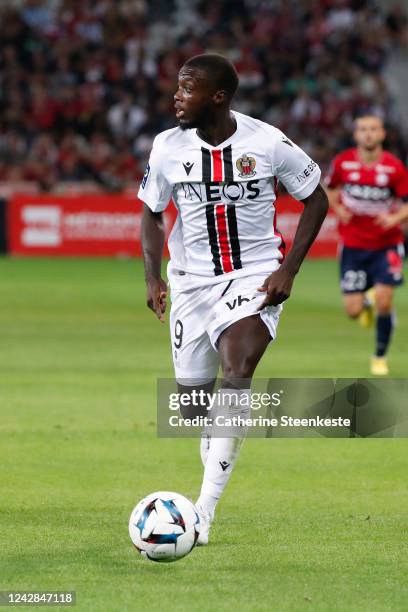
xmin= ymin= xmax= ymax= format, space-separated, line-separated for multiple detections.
xmin=326 ymin=115 xmax=408 ymax=375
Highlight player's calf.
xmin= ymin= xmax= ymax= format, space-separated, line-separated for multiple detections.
xmin=367 ymin=285 xmax=395 ymax=374
xmin=374 ymin=284 xmax=393 ymax=316
xmin=342 ymin=293 xmax=366 ymax=319
xmin=177 ymin=380 xmax=216 ymax=467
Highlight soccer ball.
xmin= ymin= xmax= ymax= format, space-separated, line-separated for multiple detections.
xmin=129 ymin=491 xmax=200 ymax=562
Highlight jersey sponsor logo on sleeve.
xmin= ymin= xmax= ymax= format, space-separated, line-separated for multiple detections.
xmin=296 ymin=160 xmax=317 ymax=183
xmin=236 ymin=154 xmax=256 ymax=178
xmin=141 ymin=163 xmax=150 ymax=188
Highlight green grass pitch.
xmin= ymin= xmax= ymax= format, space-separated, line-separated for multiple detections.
xmin=1 ymin=257 xmax=407 ymax=611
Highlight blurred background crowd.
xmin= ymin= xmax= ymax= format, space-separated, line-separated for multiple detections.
xmin=0 ymin=0 xmax=407 ymax=193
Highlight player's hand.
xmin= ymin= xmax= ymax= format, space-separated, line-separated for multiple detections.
xmin=335 ymin=206 xmax=353 ymax=224
xmin=374 ymin=212 xmax=400 ymax=230
xmin=257 ymin=268 xmax=295 ymax=309
xmin=146 ymin=277 xmax=167 ymax=322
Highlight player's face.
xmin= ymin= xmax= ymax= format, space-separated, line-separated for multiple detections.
xmin=174 ymin=68 xmax=216 ymax=130
xmin=353 ymin=117 xmax=385 ymax=151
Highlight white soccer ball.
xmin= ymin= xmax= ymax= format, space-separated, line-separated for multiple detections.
xmin=129 ymin=491 xmax=200 ymax=562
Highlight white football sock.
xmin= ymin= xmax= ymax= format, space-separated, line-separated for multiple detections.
xmin=199 ymin=434 xmax=211 ymax=466
xmin=199 ymin=409 xmax=213 ymax=466
xmin=196 ymin=388 xmax=250 ymax=516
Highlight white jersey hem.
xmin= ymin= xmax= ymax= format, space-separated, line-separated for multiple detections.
xmin=167 ymin=260 xmax=281 ymax=292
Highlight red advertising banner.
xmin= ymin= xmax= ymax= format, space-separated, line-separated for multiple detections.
xmin=275 ymin=195 xmax=339 ymax=257
xmin=8 ymin=194 xmax=176 ymax=257
xmin=8 ymin=193 xmax=339 ymax=257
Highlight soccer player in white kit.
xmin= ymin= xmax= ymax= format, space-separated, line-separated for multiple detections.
xmin=140 ymin=54 xmax=328 ymax=544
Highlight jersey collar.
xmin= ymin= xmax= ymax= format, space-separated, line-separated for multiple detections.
xmin=192 ymin=110 xmax=240 ymax=149
xmin=355 ymin=147 xmax=385 ymax=169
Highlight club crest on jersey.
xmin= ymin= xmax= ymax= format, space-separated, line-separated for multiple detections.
xmin=236 ymin=154 xmax=256 ymax=178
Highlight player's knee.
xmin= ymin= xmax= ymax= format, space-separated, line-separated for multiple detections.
xmin=376 ymin=302 xmax=392 ymax=316
xmin=222 ymin=357 xmax=256 ymax=386
xmin=375 ymin=290 xmax=393 ymax=315
xmin=177 ymin=382 xmax=215 ymax=419
xmin=344 ymin=304 xmax=362 ymax=319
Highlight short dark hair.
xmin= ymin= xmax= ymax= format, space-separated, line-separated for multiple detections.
xmin=354 ymin=113 xmax=384 ymax=126
xmin=183 ymin=53 xmax=239 ymax=100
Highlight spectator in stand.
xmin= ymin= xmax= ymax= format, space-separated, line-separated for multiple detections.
xmin=0 ymin=0 xmax=406 ymax=192
xmin=107 ymin=93 xmax=146 ymax=141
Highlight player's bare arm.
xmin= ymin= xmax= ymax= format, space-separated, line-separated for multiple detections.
xmin=326 ymin=187 xmax=353 ymax=223
xmin=141 ymin=204 xmax=167 ymax=322
xmin=375 ymin=202 xmax=408 ymax=229
xmin=258 ymin=184 xmax=328 ymax=308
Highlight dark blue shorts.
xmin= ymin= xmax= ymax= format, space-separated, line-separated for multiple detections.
xmin=340 ymin=244 xmax=404 ymax=293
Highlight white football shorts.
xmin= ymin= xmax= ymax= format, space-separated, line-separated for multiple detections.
xmin=169 ymin=272 xmax=283 ymax=383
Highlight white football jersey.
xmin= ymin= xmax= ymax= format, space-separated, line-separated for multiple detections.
xmin=138 ymin=111 xmax=321 ymax=287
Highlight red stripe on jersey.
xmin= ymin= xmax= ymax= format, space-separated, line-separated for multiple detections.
xmin=212 ymin=150 xmax=223 ymax=181
xmin=215 ymin=204 xmax=233 ymax=272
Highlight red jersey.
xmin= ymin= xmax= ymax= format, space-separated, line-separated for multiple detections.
xmin=325 ymin=148 xmax=408 ymax=250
